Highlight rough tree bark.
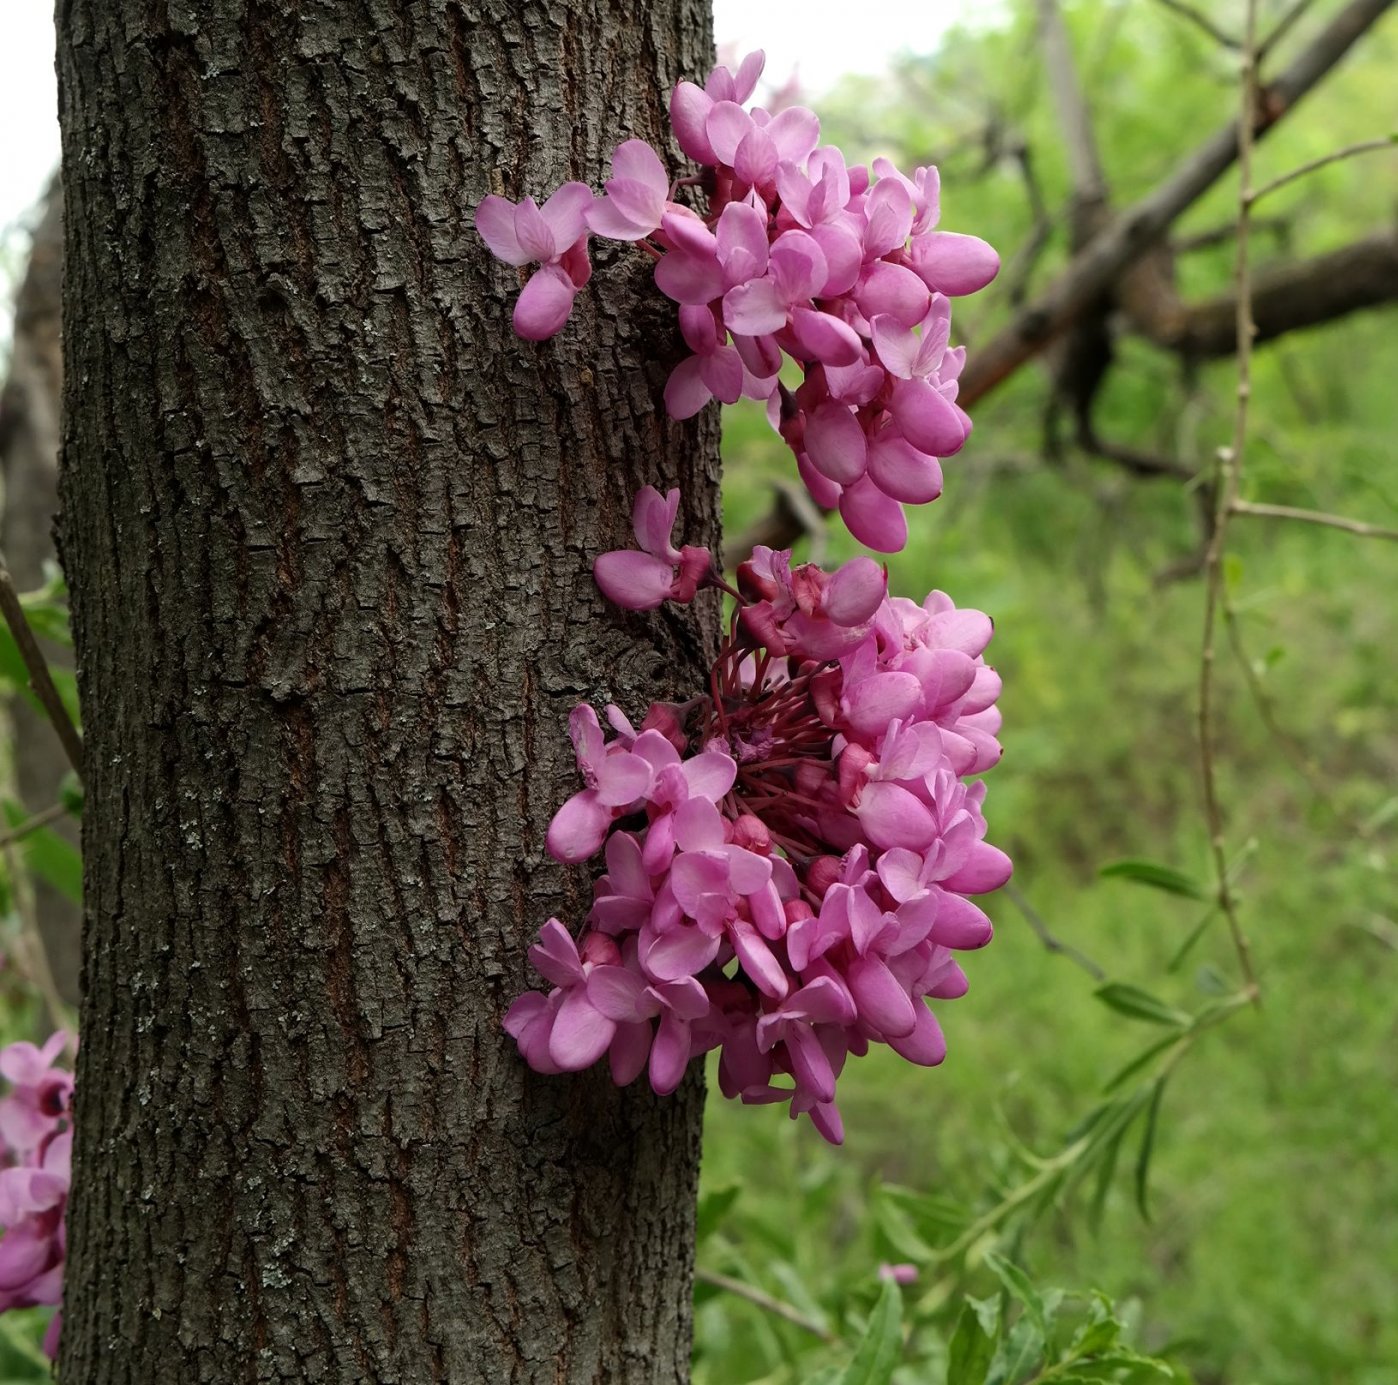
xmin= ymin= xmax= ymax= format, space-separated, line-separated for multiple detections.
xmin=56 ymin=3 xmax=718 ymax=1381
xmin=0 ymin=177 xmax=83 ymax=1006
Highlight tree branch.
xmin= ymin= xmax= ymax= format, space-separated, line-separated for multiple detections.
xmin=695 ymin=1268 xmax=837 ymax=1344
xmin=1197 ymin=0 xmax=1262 ymax=1002
xmin=1249 ymin=133 xmax=1396 ymax=205
xmin=1036 ymin=0 xmax=1109 ymax=223
xmin=1229 ymin=498 xmax=1398 ymax=541
xmin=1154 ymin=228 xmax=1398 ymax=358
xmin=1149 ymin=0 xmax=1239 ymax=49
xmin=0 ymin=554 xmax=83 ymax=777
xmin=958 ymin=0 xmax=1392 ymax=406
xmin=1258 ymin=0 xmax=1318 ymax=60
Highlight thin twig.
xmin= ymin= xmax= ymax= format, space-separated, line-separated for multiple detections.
xmin=1002 ymin=883 xmax=1106 ymax=981
xmin=695 ymin=1268 xmax=837 ymax=1344
xmin=1149 ymin=0 xmax=1239 ymax=48
xmin=1197 ymin=0 xmax=1262 ymax=1003
xmin=0 ymin=802 xmax=69 ymax=849
xmin=1248 ymin=134 xmax=1396 ymax=205
xmin=1230 ymin=499 xmax=1398 ymax=541
xmin=1221 ymin=600 xmax=1362 ymax=833
xmin=0 ymin=553 xmax=82 ymax=777
xmin=1258 ymin=0 xmax=1316 ymax=60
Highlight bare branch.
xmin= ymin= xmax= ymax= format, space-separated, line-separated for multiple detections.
xmin=1229 ymin=498 xmax=1398 ymax=541
xmin=1197 ymin=0 xmax=1262 ymax=1002
xmin=1002 ymin=883 xmax=1106 ymax=981
xmin=958 ymin=0 xmax=1392 ymax=405
xmin=1249 ymin=133 xmax=1397 ymax=204
xmin=1149 ymin=0 xmax=1239 ymax=49
xmin=1036 ymin=0 xmax=1110 ymax=220
xmin=1172 ymin=215 xmax=1289 ymax=252
xmin=695 ymin=1269 xmax=837 ymax=1343
xmin=1078 ymin=427 xmax=1195 ymax=480
xmin=0 ymin=553 xmax=83 ymax=777
xmin=1153 ymin=228 xmax=1398 ymax=358
xmin=1258 ymin=0 xmax=1317 ymax=60
xmin=0 ymin=802 xmax=69 ymax=848
xmin=1003 ymin=139 xmax=1058 ymax=306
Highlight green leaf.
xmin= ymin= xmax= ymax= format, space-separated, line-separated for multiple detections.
xmin=874 ymin=1189 xmax=938 ymax=1262
xmin=1098 ymin=859 xmax=1207 ymax=901
xmin=838 ymin=1277 xmax=902 ymax=1385
xmin=1069 ymin=1313 xmax=1123 ymax=1359
xmin=1102 ymin=1032 xmax=1184 ymax=1094
xmin=2 ymin=800 xmax=82 ymax=904
xmin=947 ymin=1296 xmax=998 ymax=1385
xmin=1165 ymin=907 xmax=1218 ymax=973
xmin=1093 ymin=983 xmax=1190 ymax=1028
xmin=983 ymin=1252 xmax=1047 ymax=1342
xmin=59 ymin=771 xmax=84 ymax=819
xmin=695 ymin=1184 xmax=740 ymax=1244
xmin=1088 ymin=1122 xmax=1129 ymax=1231
xmin=1134 ymin=1078 xmax=1168 ymax=1221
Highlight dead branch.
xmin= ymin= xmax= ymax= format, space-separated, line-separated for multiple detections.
xmin=1156 ymin=228 xmax=1398 ymax=358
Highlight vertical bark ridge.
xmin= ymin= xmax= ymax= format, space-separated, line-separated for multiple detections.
xmin=57 ymin=2 xmax=718 ymax=1379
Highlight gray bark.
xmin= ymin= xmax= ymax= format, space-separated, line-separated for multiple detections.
xmin=0 ymin=177 xmax=82 ymax=1006
xmin=56 ymin=2 xmax=718 ymax=1381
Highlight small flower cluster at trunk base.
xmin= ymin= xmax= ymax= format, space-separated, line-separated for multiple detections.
xmin=0 ymin=1031 xmax=72 ymax=1358
xmin=505 ymin=490 xmax=1008 ymax=1144
xmin=475 ymin=50 xmax=999 ymax=553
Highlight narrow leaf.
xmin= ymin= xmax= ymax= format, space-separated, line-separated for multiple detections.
xmin=1134 ymin=1077 xmax=1168 ymax=1221
xmin=839 ymin=1277 xmax=902 ymax=1385
xmin=1098 ymin=859 xmax=1206 ymax=900
xmin=1102 ymin=1033 xmax=1183 ymax=1094
xmin=983 ymin=1252 xmax=1047 ymax=1341
xmin=1165 ymin=907 xmax=1218 ymax=973
xmin=1093 ymin=983 xmax=1190 ymax=1028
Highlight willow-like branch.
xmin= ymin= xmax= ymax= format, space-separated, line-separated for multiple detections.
xmin=1196 ymin=0 xmax=1261 ymax=1002
xmin=695 ymin=1268 xmax=837 ymax=1344
xmin=1229 ymin=499 xmax=1398 ymax=541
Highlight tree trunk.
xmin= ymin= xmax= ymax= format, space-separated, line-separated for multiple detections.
xmin=0 ymin=176 xmax=83 ymax=1007
xmin=55 ymin=3 xmax=718 ymax=1380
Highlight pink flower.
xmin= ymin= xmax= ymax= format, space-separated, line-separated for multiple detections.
xmin=0 ymin=1033 xmax=73 ymax=1359
xmin=546 ymin=705 xmax=655 ymax=863
xmin=592 ymin=486 xmax=713 ymax=611
xmin=474 ymin=184 xmax=595 ymax=340
xmin=0 ymin=1033 xmax=72 ymax=1154
xmin=587 ymin=140 xmax=671 ymax=241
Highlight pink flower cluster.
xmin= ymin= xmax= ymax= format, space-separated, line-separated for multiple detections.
xmin=0 ymin=1032 xmax=72 ymax=1359
xmin=475 ymin=50 xmax=998 ymax=553
xmin=505 ymin=490 xmax=1008 ymax=1143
